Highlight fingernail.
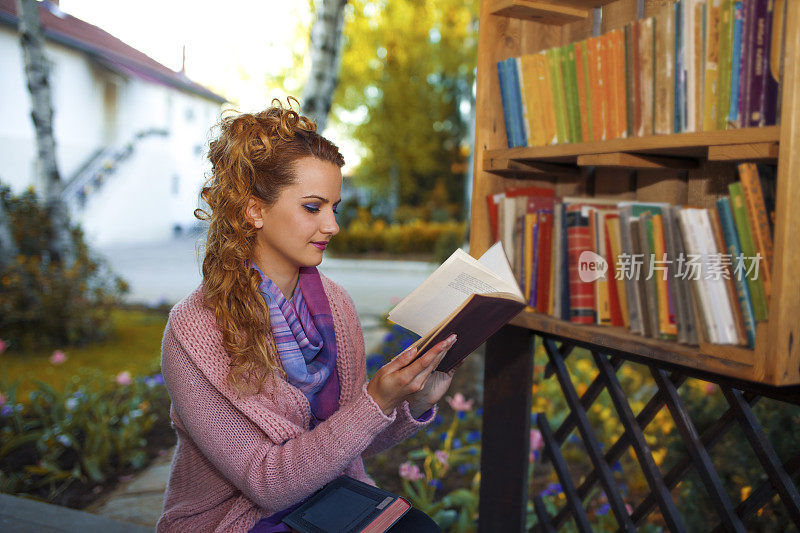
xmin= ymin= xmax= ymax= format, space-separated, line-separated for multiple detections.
xmin=446 ymin=334 xmax=457 ymax=345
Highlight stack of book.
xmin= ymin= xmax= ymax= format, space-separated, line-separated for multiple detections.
xmin=487 ymin=163 xmax=775 ymax=347
xmin=496 ymin=0 xmax=787 ymax=148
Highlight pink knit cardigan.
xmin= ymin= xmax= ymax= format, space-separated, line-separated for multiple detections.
xmin=157 ymin=276 xmax=435 ymax=533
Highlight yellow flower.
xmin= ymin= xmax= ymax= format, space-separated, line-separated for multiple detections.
xmin=740 ymin=485 xmax=752 ymax=502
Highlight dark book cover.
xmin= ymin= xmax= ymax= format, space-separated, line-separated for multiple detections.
xmin=414 ymin=293 xmax=526 ymax=373
xmin=566 ymin=206 xmax=596 ymax=324
xmin=761 ymin=0 xmax=780 ymax=125
xmin=739 ymin=0 xmax=757 ymax=130
xmin=283 ymin=475 xmax=410 ymax=533
xmin=560 ymin=203 xmax=571 ymax=321
xmin=746 ymin=0 xmax=768 ymax=127
xmin=496 ymin=60 xmax=514 ymax=148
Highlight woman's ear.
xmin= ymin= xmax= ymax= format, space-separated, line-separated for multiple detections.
xmin=245 ymin=197 xmax=264 ymax=229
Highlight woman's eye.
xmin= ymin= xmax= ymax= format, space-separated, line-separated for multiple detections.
xmin=303 ymin=205 xmax=320 ymax=213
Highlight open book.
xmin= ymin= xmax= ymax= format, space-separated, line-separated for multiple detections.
xmin=387 ymin=242 xmax=526 ymax=372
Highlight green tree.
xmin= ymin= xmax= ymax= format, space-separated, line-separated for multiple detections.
xmin=333 ymin=0 xmax=478 ymax=217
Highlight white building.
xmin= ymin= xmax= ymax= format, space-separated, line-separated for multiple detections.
xmin=0 ymin=0 xmax=225 ymax=245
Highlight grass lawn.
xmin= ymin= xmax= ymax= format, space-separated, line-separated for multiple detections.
xmin=1 ymin=308 xmax=167 ymax=400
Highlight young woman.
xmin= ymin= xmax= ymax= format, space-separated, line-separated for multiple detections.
xmin=157 ymin=100 xmax=458 ymax=532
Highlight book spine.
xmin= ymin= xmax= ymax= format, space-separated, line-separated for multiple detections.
xmin=575 ymin=40 xmax=593 ymax=143
xmin=524 ymin=212 xmax=536 ymax=303
xmin=670 ymin=206 xmax=699 ymax=344
xmin=529 ymin=213 xmax=540 ymax=307
xmin=536 ymin=211 xmax=554 ymax=313
xmin=631 ymin=218 xmax=653 ymax=337
xmin=704 ymin=0 xmax=722 ymax=131
xmin=507 ymin=58 xmax=527 ymax=147
xmin=737 ymin=162 xmax=773 ymax=298
xmin=587 ymin=37 xmax=606 ymax=141
xmin=594 ymin=211 xmax=611 ymax=326
xmin=497 ymin=61 xmax=514 ymax=148
xmin=708 ymin=208 xmax=748 ymax=344
xmin=612 ymin=29 xmax=628 ymax=139
xmin=655 ymin=6 xmax=669 ymax=134
xmin=652 ymin=214 xmax=678 ymax=339
xmin=639 ymin=17 xmax=655 ymax=137
xmin=661 ymin=207 xmax=684 ymax=342
xmin=678 ymin=209 xmax=721 ymax=343
xmin=639 ymin=213 xmax=660 ymax=337
xmin=728 ymin=1 xmax=745 ymax=126
xmin=717 ymin=197 xmax=757 ymax=348
xmin=560 ymin=203 xmax=571 ymax=321
xmin=760 ymin=0 xmax=779 ymax=125
xmin=600 ymin=32 xmax=616 ymax=140
xmin=564 ymin=44 xmax=582 ymax=143
xmin=746 ymin=0 xmax=768 ymax=126
xmin=618 ymin=206 xmax=643 ymax=334
xmin=521 ymin=56 xmax=545 ymax=146
xmin=716 ymin=0 xmax=735 ymax=130
xmin=665 ymin=5 xmax=677 ymax=134
xmin=551 ymin=205 xmax=562 ymax=317
xmin=566 ymin=207 xmax=596 ymax=324
xmin=516 ymin=57 xmax=533 ymax=146
xmin=698 ymin=209 xmax=740 ymax=344
xmin=739 ymin=0 xmax=757 ymax=129
xmin=625 ymin=24 xmax=636 ymax=138
xmin=695 ymin=1 xmax=708 ymax=130
xmin=604 ymin=215 xmax=625 ymax=327
xmin=686 ymin=0 xmax=697 ymax=132
xmin=547 ymin=48 xmax=570 ymax=145
xmin=536 ymin=52 xmax=558 ymax=145
xmin=632 ymin=20 xmax=644 ymax=137
xmin=729 ymin=182 xmax=768 ymax=321
xmin=675 ymin=0 xmax=685 ymax=132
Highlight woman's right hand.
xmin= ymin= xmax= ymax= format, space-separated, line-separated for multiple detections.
xmin=366 ymin=335 xmax=456 ymax=416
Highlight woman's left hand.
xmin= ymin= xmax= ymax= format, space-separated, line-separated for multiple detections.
xmin=405 ymin=339 xmax=462 ymax=418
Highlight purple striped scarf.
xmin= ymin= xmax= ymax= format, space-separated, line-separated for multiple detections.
xmin=252 ymin=264 xmax=340 ymax=425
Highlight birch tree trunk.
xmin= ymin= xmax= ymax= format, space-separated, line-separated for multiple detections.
xmin=17 ymin=0 xmax=73 ymax=266
xmin=301 ymin=0 xmax=348 ymax=132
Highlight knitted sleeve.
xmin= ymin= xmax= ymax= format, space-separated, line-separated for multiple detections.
xmin=161 ymin=326 xmax=397 ymax=514
xmin=327 ymin=282 xmax=437 ymax=458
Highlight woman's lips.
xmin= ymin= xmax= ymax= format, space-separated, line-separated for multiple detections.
xmin=311 ymin=241 xmax=328 ymax=250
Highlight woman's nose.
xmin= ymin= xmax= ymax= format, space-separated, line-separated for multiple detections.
xmin=321 ymin=212 xmax=339 ymax=235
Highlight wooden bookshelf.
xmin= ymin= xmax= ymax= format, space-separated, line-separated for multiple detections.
xmin=470 ymin=0 xmax=800 ymax=385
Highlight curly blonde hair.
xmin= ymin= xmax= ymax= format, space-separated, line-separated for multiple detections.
xmin=196 ymin=98 xmax=345 ymax=396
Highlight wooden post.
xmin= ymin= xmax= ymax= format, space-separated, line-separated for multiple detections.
xmin=478 ymin=325 xmax=534 ymax=532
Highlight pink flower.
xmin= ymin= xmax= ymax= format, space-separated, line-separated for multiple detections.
xmin=704 ymin=382 xmax=716 ymax=395
xmin=115 ymin=371 xmax=132 ymax=386
xmin=446 ymin=392 xmax=474 ymax=413
xmin=0 ymin=339 xmax=7 ymax=354
xmin=399 ymin=461 xmax=425 ymax=481
xmin=626 ymin=503 xmax=633 ymax=515
xmin=49 ymin=350 xmax=67 ymax=365
xmin=530 ymin=429 xmax=544 ymax=451
xmin=435 ymin=450 xmax=449 ymax=468
xmin=0 ymin=392 xmax=6 ymax=406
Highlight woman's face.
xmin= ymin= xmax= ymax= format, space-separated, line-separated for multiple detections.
xmin=250 ymin=157 xmax=342 ymax=275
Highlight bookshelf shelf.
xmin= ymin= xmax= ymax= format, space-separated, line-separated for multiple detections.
xmin=470 ymin=0 xmax=800 ymax=386
xmin=489 ymin=1 xmax=590 ymax=25
xmin=511 ymin=308 xmax=761 ymax=380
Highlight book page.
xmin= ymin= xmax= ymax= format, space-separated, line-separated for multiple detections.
xmin=388 ymin=246 xmax=523 ymax=337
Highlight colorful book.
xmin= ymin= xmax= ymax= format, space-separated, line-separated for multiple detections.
xmin=746 ymin=0 xmax=769 ymax=126
xmin=728 ymin=1 xmax=745 ymax=126
xmin=709 ymin=207 xmax=749 ymax=345
xmin=604 ymin=213 xmax=626 ymax=327
xmin=547 ymin=48 xmax=570 ymax=144
xmin=739 ymin=0 xmax=758 ymax=130
xmin=651 ymin=214 xmax=678 ymax=339
xmin=536 ymin=52 xmax=559 ymax=145
xmin=516 ymin=57 xmax=532 ymax=145
xmin=536 ymin=210 xmax=554 ymax=313
xmin=675 ymin=0 xmax=685 ymax=132
xmin=716 ymin=0 xmax=735 ymax=130
xmin=587 ymin=36 xmax=607 ymax=141
xmin=497 ymin=60 xmax=515 ymax=147
xmin=563 ymin=44 xmax=582 ymax=143
xmin=689 ymin=0 xmax=707 ymax=131
xmin=507 ymin=57 xmax=528 ymax=147
xmin=737 ymin=163 xmax=773 ymax=299
xmin=631 ymin=20 xmax=643 ymax=137
xmin=760 ymin=0 xmax=781 ymax=125
xmin=575 ymin=40 xmax=594 ymax=143
xmin=639 ymin=17 xmax=655 ymax=137
xmin=566 ymin=205 xmax=596 ymax=324
xmin=520 ymin=55 xmax=546 ymax=146
xmin=600 ymin=32 xmax=616 ymax=140
xmin=677 ymin=208 xmax=720 ymax=343
xmin=655 ymin=4 xmax=676 ymax=135
xmin=729 ymin=182 xmax=768 ymax=321
xmin=625 ymin=23 xmax=636 ymax=137
xmin=667 ymin=205 xmax=699 ymax=345
xmin=524 ymin=212 xmax=537 ymax=304
xmin=717 ymin=197 xmax=757 ymax=348
xmin=610 ymin=29 xmax=628 ymax=139
xmin=703 ymin=0 xmax=722 ymax=131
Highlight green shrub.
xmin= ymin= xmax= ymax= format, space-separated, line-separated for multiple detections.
xmin=330 ymin=219 xmax=465 ymax=257
xmin=0 ymin=368 xmax=170 ymax=504
xmin=0 ymin=186 xmax=128 ymax=352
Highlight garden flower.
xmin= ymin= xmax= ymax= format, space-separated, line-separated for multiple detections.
xmin=704 ymin=382 xmax=716 ymax=395
xmin=65 ymin=397 xmax=79 ymax=411
xmin=57 ymin=435 xmax=71 ymax=447
xmin=398 ymin=461 xmax=425 ymax=481
xmin=115 ymin=371 xmax=132 ymax=385
xmin=446 ymin=392 xmax=474 ymax=412
xmin=541 ymin=483 xmax=562 ymax=496
xmin=49 ymin=350 xmax=67 ymax=365
xmin=0 ymin=392 xmax=6 ymax=406
xmin=596 ymin=503 xmax=610 ymax=516
xmin=428 ymin=479 xmax=443 ymax=490
xmin=530 ymin=429 xmax=543 ymax=451
xmin=435 ymin=450 xmax=449 ymax=467
xmin=465 ymin=430 xmax=481 ymax=444
xmin=0 ymin=339 xmax=6 ymax=354
xmin=1 ymin=405 xmax=12 ymax=417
